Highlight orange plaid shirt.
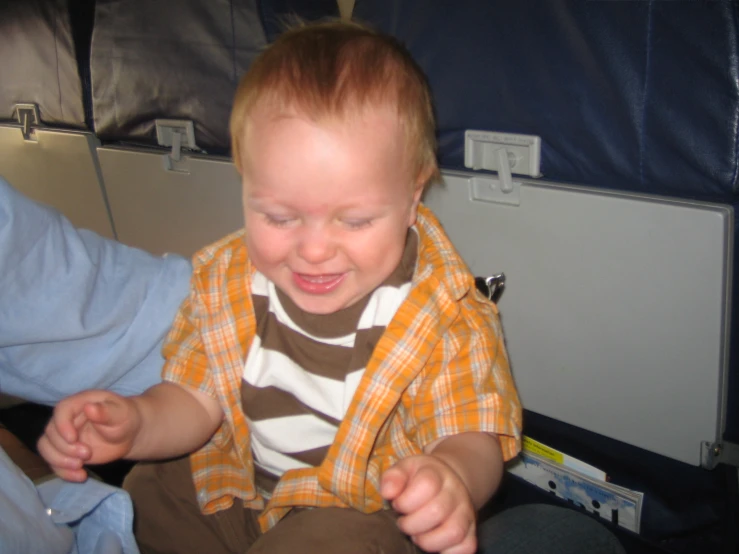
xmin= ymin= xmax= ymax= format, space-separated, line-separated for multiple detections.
xmin=162 ymin=204 xmax=522 ymax=531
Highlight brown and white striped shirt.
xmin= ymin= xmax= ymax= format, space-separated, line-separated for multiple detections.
xmin=242 ymin=230 xmax=418 ymax=495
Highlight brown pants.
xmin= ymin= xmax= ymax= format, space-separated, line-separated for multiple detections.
xmin=123 ymin=456 xmax=420 ymax=554
xmin=0 ymin=423 xmax=52 ymax=482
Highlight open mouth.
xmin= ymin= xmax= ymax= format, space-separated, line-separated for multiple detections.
xmin=292 ymin=272 xmax=346 ymax=294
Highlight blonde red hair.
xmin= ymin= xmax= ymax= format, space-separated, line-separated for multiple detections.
xmin=229 ymin=19 xmax=439 ymax=188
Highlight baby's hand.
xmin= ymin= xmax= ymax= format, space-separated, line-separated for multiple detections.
xmin=38 ymin=390 xmax=141 ymax=482
xmin=380 ymin=454 xmax=477 ymax=554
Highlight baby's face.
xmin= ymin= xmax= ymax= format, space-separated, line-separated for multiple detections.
xmin=239 ymin=107 xmax=422 ymax=314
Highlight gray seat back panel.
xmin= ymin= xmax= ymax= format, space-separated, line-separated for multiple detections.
xmin=425 ymin=170 xmax=733 ymax=466
xmin=0 ymin=126 xmax=113 ymax=238
xmin=98 ymin=147 xmax=243 ymax=257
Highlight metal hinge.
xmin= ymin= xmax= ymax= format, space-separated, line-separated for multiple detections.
xmin=155 ymin=119 xmax=200 ymax=173
xmin=13 ymin=103 xmax=41 ymax=140
xmin=475 ymin=273 xmax=506 ymax=304
xmin=701 ymin=440 xmax=739 ymax=469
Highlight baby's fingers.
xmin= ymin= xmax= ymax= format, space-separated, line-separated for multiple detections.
xmin=410 ymin=512 xmax=476 ymax=554
xmin=41 ymin=415 xmax=90 ymax=459
xmin=37 ymin=430 xmax=89 ymax=482
xmin=49 ymin=402 xmax=87 ymax=446
xmin=82 ymin=400 xmax=134 ymax=444
xmin=83 ymin=400 xmax=124 ymax=426
xmin=380 ymin=465 xmax=410 ymax=502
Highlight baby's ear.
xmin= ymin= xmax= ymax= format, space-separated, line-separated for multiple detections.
xmin=412 ymin=183 xmax=424 ymax=205
xmin=407 ymin=184 xmax=424 ymax=226
xmin=415 ymin=163 xmax=440 ymax=190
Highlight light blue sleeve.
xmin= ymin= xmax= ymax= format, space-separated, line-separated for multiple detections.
xmin=0 ymin=176 xmax=192 ymax=403
xmin=37 ymin=475 xmax=140 ymax=554
xmin=0 ymin=448 xmax=74 ymax=554
xmin=0 ymin=445 xmax=140 ymax=554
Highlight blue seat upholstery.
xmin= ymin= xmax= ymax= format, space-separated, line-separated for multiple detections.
xmin=259 ymin=0 xmax=339 ymax=42
xmin=354 ymin=0 xmax=739 ymax=202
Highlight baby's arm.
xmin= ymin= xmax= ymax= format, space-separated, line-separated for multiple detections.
xmin=380 ymin=289 xmax=520 ymax=554
xmin=380 ymin=431 xmax=504 ymax=554
xmin=38 ymin=382 xmax=223 ymax=482
xmin=425 ymin=431 xmax=505 ymax=509
xmin=120 ymin=382 xmax=224 ymax=459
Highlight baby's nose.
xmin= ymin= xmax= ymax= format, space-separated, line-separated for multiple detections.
xmin=297 ymin=227 xmax=337 ymax=264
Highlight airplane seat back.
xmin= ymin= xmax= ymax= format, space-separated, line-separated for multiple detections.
xmin=259 ymin=0 xmax=341 ymax=42
xmin=0 ymin=0 xmax=341 ymax=255
xmin=90 ymin=0 xmax=339 ymax=151
xmin=91 ymin=0 xmax=266 ymax=152
xmin=353 ymin=1 xmax=738 ymax=552
xmin=88 ymin=0 xmax=339 ymax=256
xmin=88 ymin=0 xmax=268 ymax=255
xmin=0 ymin=0 xmax=114 ymax=238
xmin=0 ymin=0 xmax=86 ymax=129
xmin=1 ymin=1 xmax=736 ymax=549
xmin=355 ymin=1 xmax=739 ymax=202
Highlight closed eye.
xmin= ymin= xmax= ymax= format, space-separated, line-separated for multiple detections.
xmin=341 ymin=218 xmax=373 ymax=230
xmin=265 ymin=214 xmax=297 ymax=228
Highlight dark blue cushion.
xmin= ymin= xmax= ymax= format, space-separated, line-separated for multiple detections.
xmin=258 ymin=0 xmax=340 ymax=43
xmin=354 ymin=0 xmax=739 ymax=202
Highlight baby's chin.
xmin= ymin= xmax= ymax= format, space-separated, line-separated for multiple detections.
xmin=291 ymin=295 xmax=358 ymax=315
xmin=288 ymin=287 xmax=369 ymax=316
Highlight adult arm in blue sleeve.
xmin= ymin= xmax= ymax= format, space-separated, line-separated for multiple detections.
xmin=0 ymin=176 xmax=192 ymax=404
